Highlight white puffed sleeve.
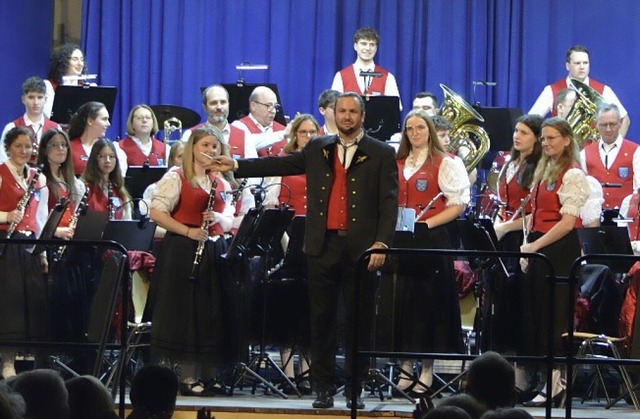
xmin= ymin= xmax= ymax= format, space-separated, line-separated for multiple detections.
xmin=438 ymin=156 xmax=471 ymax=206
xmin=151 ymin=169 xmax=182 ymax=213
xmin=580 ymin=175 xmax=604 ymax=226
xmin=558 ymin=168 xmax=590 ymax=217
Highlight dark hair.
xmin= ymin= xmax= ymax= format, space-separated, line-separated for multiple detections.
xmin=353 ymin=26 xmax=380 ymax=44
xmin=65 ymin=375 xmax=114 ymax=419
xmin=414 ymin=91 xmax=439 ymax=107
xmin=565 ymin=44 xmax=590 ymax=63
xmin=129 ymin=365 xmax=179 ymax=417
xmin=37 ymin=128 xmax=78 ymax=202
xmin=437 ymin=394 xmax=487 ymax=419
xmin=318 ymin=89 xmax=341 ymax=109
xmin=335 ymin=92 xmax=365 ymax=115
xmin=479 ymin=408 xmax=533 ymax=419
xmin=47 ymin=43 xmax=86 ymax=85
xmin=7 ymin=369 xmax=69 ymax=419
xmin=284 ymin=114 xmax=320 ymax=153
xmin=505 ymin=114 xmax=544 ymax=189
xmin=201 ymin=84 xmax=228 ymax=105
xmin=22 ymin=76 xmax=46 ymax=95
xmin=465 ymin=351 xmax=516 ymax=410
xmin=68 ymin=101 xmax=106 ymax=139
xmin=432 ymin=115 xmax=452 ymax=131
xmin=423 ymin=406 xmax=472 ymax=419
xmin=81 ymin=139 xmax=130 ymax=205
xmin=4 ymin=126 xmax=34 ymax=154
xmin=555 ymin=88 xmax=576 ymax=106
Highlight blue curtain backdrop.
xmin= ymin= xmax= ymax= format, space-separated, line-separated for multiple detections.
xmin=80 ymin=0 xmax=640 ymax=142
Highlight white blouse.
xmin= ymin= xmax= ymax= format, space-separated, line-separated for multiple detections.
xmin=404 ymin=153 xmax=470 ymax=207
xmin=557 ymin=168 xmax=591 ymax=218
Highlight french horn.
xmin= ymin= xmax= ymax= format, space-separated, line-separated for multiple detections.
xmin=566 ymin=78 xmax=605 ymax=148
xmin=438 ymin=84 xmax=491 ymax=172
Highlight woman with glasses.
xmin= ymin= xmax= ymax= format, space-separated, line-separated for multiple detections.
xmin=68 ymin=101 xmax=127 ymax=177
xmin=381 ymin=109 xmax=469 ymax=397
xmin=0 ymin=126 xmax=49 ymax=379
xmin=519 ymin=117 xmax=589 ymax=407
xmin=263 ymin=114 xmax=320 ymax=395
xmin=118 ymin=105 xmax=169 ymax=167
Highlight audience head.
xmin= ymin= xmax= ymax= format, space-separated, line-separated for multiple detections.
xmin=353 ymin=27 xmax=380 ymax=63
xmin=479 ymin=408 xmax=533 ymax=419
xmin=202 ymin=85 xmax=230 ymax=126
xmin=248 ymin=86 xmax=279 ymax=127
xmin=126 ymin=104 xmax=159 ymax=137
xmin=66 ymin=375 xmax=116 ymax=419
xmin=6 ymin=369 xmax=69 ymax=419
xmin=398 ymin=109 xmax=443 ymax=160
xmin=554 ymin=88 xmax=577 ymax=119
xmin=565 ymin=44 xmax=590 ymax=82
xmin=48 ymin=43 xmax=86 ymax=85
xmin=0 ymin=381 xmax=25 ymax=419
xmin=422 ymin=405 xmax=472 ymax=419
xmin=68 ymin=101 xmax=110 ymax=140
xmin=129 ymin=365 xmax=179 ymax=419
xmin=168 ymin=141 xmax=185 ymax=168
xmin=595 ymin=102 xmax=622 ymax=145
xmin=465 ymin=351 xmax=516 ymax=410
xmin=413 ymin=92 xmax=439 ymax=116
xmin=437 ymin=393 xmax=487 ymax=419
xmin=284 ymin=114 xmax=319 ymax=153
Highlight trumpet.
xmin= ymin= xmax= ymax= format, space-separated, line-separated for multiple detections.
xmin=52 ymin=188 xmax=90 ymax=263
xmin=0 ymin=164 xmax=43 ymax=256
xmin=190 ymin=177 xmax=218 ymax=280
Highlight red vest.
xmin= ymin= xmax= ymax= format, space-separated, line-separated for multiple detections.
xmin=70 ymin=138 xmax=89 ymax=176
xmin=118 ymin=137 xmax=166 ymax=166
xmin=0 ymin=164 xmax=41 ymax=233
xmin=171 ymin=170 xmax=227 ymax=236
xmin=191 ymin=123 xmax=248 ymax=159
xmin=397 ymin=155 xmax=446 ymax=221
xmin=237 ymin=116 xmax=286 ymax=157
xmin=326 ymin=152 xmax=348 ymax=230
xmin=627 ymin=193 xmax=640 ymax=241
xmin=86 ymin=182 xmax=126 ymax=220
xmin=47 ymin=182 xmax=74 ymax=227
xmin=13 ymin=116 xmax=59 ymax=167
xmin=530 ymin=166 xmax=581 ymax=233
xmin=279 ymin=173 xmax=307 ymax=216
xmin=498 ymin=163 xmax=531 ymax=220
xmin=339 ymin=64 xmax=389 ymax=96
xmin=550 ymin=78 xmax=605 ymax=117
xmin=584 ymin=140 xmax=637 ymax=209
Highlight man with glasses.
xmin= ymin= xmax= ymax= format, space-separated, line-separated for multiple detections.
xmin=529 ymin=45 xmax=630 ymax=136
xmin=331 ymin=27 xmax=402 ymax=109
xmin=0 ymin=76 xmax=61 ymax=166
xmin=231 ymin=85 xmax=288 ymax=157
xmin=580 ymin=103 xmax=640 ymax=209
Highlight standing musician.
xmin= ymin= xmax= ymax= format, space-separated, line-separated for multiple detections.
xmin=519 ymin=118 xmax=590 ymax=407
xmin=263 ymin=114 xmax=320 ymax=395
xmin=0 ymin=126 xmax=49 ymax=379
xmin=44 ymin=43 xmax=88 ymax=118
xmin=149 ymin=126 xmax=235 ymax=396
xmin=118 ymin=104 xmax=169 ymax=167
xmin=81 ymin=139 xmax=132 ymax=220
xmin=383 ymin=109 xmax=469 ymax=397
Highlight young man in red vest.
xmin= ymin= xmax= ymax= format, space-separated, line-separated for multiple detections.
xmin=331 ymin=27 xmax=402 ymax=109
xmin=529 ymin=45 xmax=630 ymax=136
xmin=580 ymin=103 xmax=640 ymax=209
xmin=230 ymin=85 xmax=288 ymax=157
xmin=0 ymin=77 xmax=61 ymax=166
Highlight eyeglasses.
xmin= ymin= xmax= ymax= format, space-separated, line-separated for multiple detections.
xmin=134 ymin=115 xmax=153 ymax=121
xmin=297 ymin=130 xmax=318 ymax=138
xmin=253 ymin=101 xmax=281 ymax=112
xmin=540 ymin=135 xmax=563 ymax=143
xmin=405 ymin=125 xmax=428 ymax=134
xmin=597 ymin=122 xmax=619 ymax=129
xmin=47 ymin=142 xmax=69 ymax=149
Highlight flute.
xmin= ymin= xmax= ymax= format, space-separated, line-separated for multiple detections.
xmin=508 ymin=193 xmax=531 ymax=222
xmin=415 ymin=191 xmax=445 ymax=221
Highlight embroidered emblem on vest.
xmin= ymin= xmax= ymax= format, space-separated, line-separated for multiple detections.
xmin=618 ymin=166 xmax=630 ymax=179
xmin=416 ymin=179 xmax=428 ymax=192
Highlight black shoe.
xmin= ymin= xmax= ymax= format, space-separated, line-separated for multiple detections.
xmin=346 ymin=395 xmax=365 ymax=409
xmin=278 ymin=378 xmax=298 ymax=396
xmin=409 ymin=383 xmax=433 ymax=398
xmin=297 ymin=379 xmax=312 ymax=395
xmin=522 ymin=390 xmax=565 ymax=408
xmin=313 ymin=391 xmax=334 ymax=408
xmin=179 ymin=381 xmax=206 ymax=396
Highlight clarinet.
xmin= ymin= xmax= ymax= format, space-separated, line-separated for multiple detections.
xmin=415 ymin=191 xmax=445 ymax=221
xmin=0 ymin=165 xmax=43 ymax=256
xmin=107 ymin=181 xmax=116 ymax=220
xmin=52 ymin=187 xmax=90 ymax=263
xmin=190 ymin=177 xmax=218 ymax=279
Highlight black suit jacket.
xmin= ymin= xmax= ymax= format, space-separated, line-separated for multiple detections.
xmin=235 ymin=134 xmax=398 ymax=259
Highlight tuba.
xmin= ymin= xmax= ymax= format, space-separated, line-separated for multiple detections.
xmin=565 ymin=79 xmax=605 ymax=148
xmin=438 ymin=84 xmax=490 ymax=172
xmin=163 ymin=117 xmax=183 ymax=144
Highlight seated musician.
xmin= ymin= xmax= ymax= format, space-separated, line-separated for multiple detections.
xmin=383 ymin=109 xmax=469 ymax=397
xmin=118 ymin=105 xmax=170 ymax=167
xmin=149 ymin=126 xmax=235 ymax=396
xmin=0 ymin=126 xmax=49 ymax=379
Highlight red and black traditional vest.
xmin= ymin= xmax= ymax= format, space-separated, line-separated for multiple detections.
xmin=326 ymin=152 xmax=348 ymax=230
xmin=118 ymin=137 xmax=166 ymax=166
xmin=584 ymin=140 xmax=637 ymax=209
xmin=236 ymin=116 xmax=286 ymax=157
xmin=339 ymin=64 xmax=390 ymax=96
xmin=70 ymin=138 xmax=89 ymax=176
xmin=0 ymin=164 xmax=41 ymax=233
xmin=171 ymin=170 xmax=227 ymax=236
xmin=397 ymin=155 xmax=447 ymax=221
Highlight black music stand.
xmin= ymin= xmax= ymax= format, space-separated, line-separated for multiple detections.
xmin=220 ymin=83 xmax=288 ymax=126
xmin=102 ymin=220 xmax=157 ymax=252
xmin=363 ymin=96 xmax=401 ymax=141
xmin=226 ymin=207 xmax=296 ymax=398
xmin=50 ymin=86 xmax=117 ymax=125
xmin=125 ymin=166 xmax=166 ymax=201
xmin=473 ymin=106 xmax=522 ymax=171
xmin=73 ymin=209 xmax=109 ymax=241
xmin=33 ymin=200 xmax=69 ymax=255
xmin=577 ymin=226 xmax=634 ymax=274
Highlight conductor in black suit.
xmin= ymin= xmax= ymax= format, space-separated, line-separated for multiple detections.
xmin=213 ymin=92 xmax=398 ymax=409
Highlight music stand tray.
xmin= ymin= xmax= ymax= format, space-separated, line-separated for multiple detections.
xmin=50 ymin=86 xmax=118 ymax=125
xmin=73 ymin=209 xmax=109 ymax=241
xmin=33 ymin=200 xmax=69 ymax=254
xmin=577 ymin=226 xmax=634 ymax=273
xmin=363 ymin=96 xmax=401 ymax=141
xmin=125 ymin=166 xmax=167 ymax=200
xmin=102 ymin=220 xmax=157 ymax=252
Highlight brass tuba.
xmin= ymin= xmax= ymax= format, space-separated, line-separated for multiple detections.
xmin=163 ymin=117 xmax=183 ymax=144
xmin=438 ymin=84 xmax=491 ymax=172
xmin=565 ymin=79 xmax=605 ymax=148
